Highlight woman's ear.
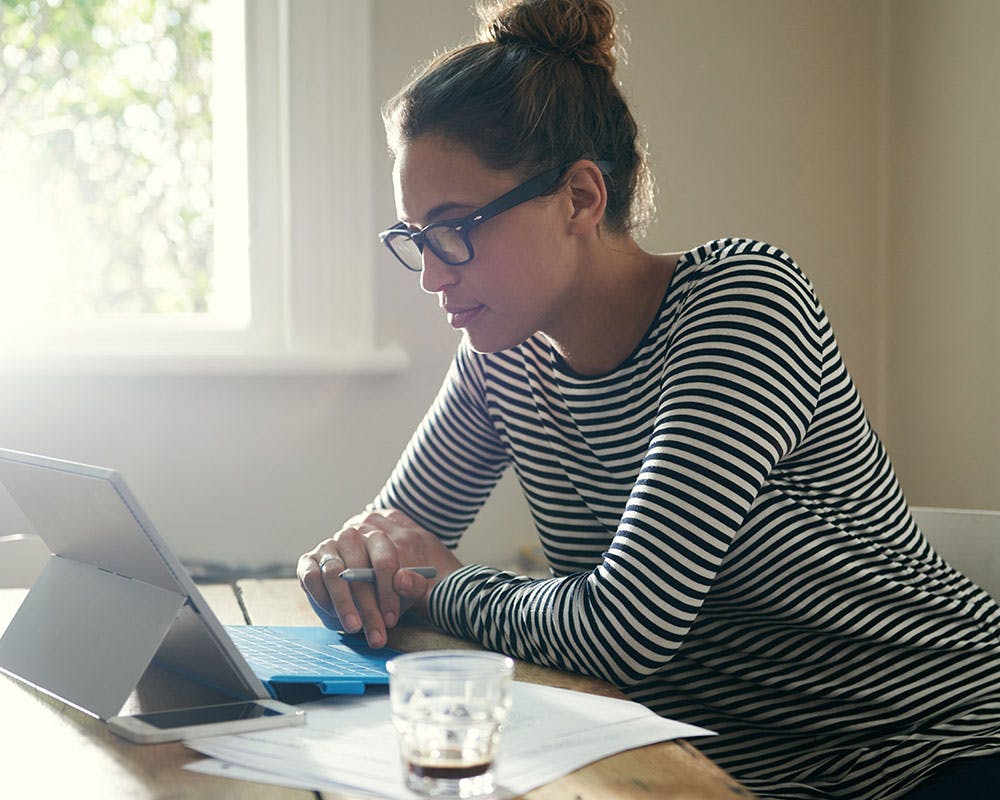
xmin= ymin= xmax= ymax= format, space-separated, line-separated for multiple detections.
xmin=565 ymin=160 xmax=608 ymax=233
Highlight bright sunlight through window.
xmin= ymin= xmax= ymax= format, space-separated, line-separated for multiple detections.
xmin=1 ymin=0 xmax=396 ymax=375
xmin=0 ymin=0 xmax=248 ymax=347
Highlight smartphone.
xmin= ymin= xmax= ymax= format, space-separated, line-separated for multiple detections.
xmin=107 ymin=699 xmax=305 ymax=744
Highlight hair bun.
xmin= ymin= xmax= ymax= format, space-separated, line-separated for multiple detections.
xmin=478 ymin=0 xmax=619 ymax=73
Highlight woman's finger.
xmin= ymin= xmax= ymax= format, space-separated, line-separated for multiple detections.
xmin=333 ymin=526 xmax=390 ymax=647
xmin=364 ymin=528 xmax=402 ymax=629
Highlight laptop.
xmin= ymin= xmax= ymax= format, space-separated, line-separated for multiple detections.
xmin=0 ymin=448 xmax=398 ymax=720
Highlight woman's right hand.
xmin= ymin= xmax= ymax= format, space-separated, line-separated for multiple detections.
xmin=296 ymin=509 xmax=462 ymax=648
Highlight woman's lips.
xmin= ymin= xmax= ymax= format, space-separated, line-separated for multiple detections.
xmin=446 ymin=305 xmax=485 ymax=329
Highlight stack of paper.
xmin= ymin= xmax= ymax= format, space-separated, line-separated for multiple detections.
xmin=185 ymin=682 xmax=714 ymax=798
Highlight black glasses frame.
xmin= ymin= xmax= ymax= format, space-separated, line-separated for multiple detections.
xmin=379 ymin=160 xmax=611 ymax=272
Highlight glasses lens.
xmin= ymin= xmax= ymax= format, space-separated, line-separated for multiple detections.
xmin=425 ymin=226 xmax=472 ymax=265
xmin=385 ymin=232 xmax=423 ymax=271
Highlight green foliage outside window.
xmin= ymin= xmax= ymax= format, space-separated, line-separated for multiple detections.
xmin=0 ymin=0 xmax=213 ymax=317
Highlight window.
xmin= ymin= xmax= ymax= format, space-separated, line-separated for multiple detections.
xmin=0 ymin=0 xmax=402 ymax=374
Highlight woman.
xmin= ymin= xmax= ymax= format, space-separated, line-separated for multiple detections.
xmin=297 ymin=1 xmax=1000 ymax=797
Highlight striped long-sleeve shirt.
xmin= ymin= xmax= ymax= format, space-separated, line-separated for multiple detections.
xmin=372 ymin=238 xmax=1000 ymax=799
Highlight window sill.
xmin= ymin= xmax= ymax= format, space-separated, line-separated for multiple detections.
xmin=0 ymin=345 xmax=409 ymax=377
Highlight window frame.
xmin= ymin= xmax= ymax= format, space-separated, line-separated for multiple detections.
xmin=1 ymin=0 xmax=404 ymax=376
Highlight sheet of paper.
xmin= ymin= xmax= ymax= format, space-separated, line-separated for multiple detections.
xmin=185 ymin=681 xmax=714 ymax=798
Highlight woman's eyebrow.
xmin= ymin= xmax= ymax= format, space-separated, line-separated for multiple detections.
xmin=397 ymin=199 xmax=477 ymax=229
xmin=423 ymin=200 xmax=476 ymax=223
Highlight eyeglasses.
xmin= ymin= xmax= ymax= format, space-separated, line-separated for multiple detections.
xmin=379 ymin=160 xmax=610 ymax=272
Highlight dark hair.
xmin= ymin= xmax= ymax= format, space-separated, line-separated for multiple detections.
xmin=382 ymin=0 xmax=654 ymax=235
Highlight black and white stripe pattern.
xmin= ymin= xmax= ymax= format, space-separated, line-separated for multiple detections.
xmin=372 ymin=239 xmax=1000 ymax=799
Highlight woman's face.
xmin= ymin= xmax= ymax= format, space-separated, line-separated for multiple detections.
xmin=392 ymin=135 xmax=580 ymax=353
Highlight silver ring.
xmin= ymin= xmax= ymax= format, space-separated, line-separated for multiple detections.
xmin=318 ymin=553 xmax=341 ymax=570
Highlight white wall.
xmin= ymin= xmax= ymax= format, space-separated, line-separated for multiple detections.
xmin=626 ymin=0 xmax=885 ymax=413
xmin=884 ymin=0 xmax=1000 ymax=509
xmin=2 ymin=0 xmax=996 ymax=586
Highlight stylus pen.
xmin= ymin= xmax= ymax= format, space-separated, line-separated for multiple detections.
xmin=338 ymin=566 xmax=437 ymax=582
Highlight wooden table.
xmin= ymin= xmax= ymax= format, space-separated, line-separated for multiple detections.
xmin=0 ymin=581 xmax=754 ymax=799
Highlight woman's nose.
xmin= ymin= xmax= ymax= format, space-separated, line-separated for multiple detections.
xmin=419 ymin=251 xmax=460 ymax=294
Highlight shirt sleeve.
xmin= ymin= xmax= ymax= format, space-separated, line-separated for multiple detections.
xmin=369 ymin=342 xmax=510 ymax=547
xmin=428 ymin=250 xmax=827 ymax=685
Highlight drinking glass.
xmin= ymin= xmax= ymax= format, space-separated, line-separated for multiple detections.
xmin=387 ymin=650 xmax=514 ymax=798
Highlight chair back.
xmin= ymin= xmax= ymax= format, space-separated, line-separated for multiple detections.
xmin=911 ymin=506 xmax=1000 ymax=598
